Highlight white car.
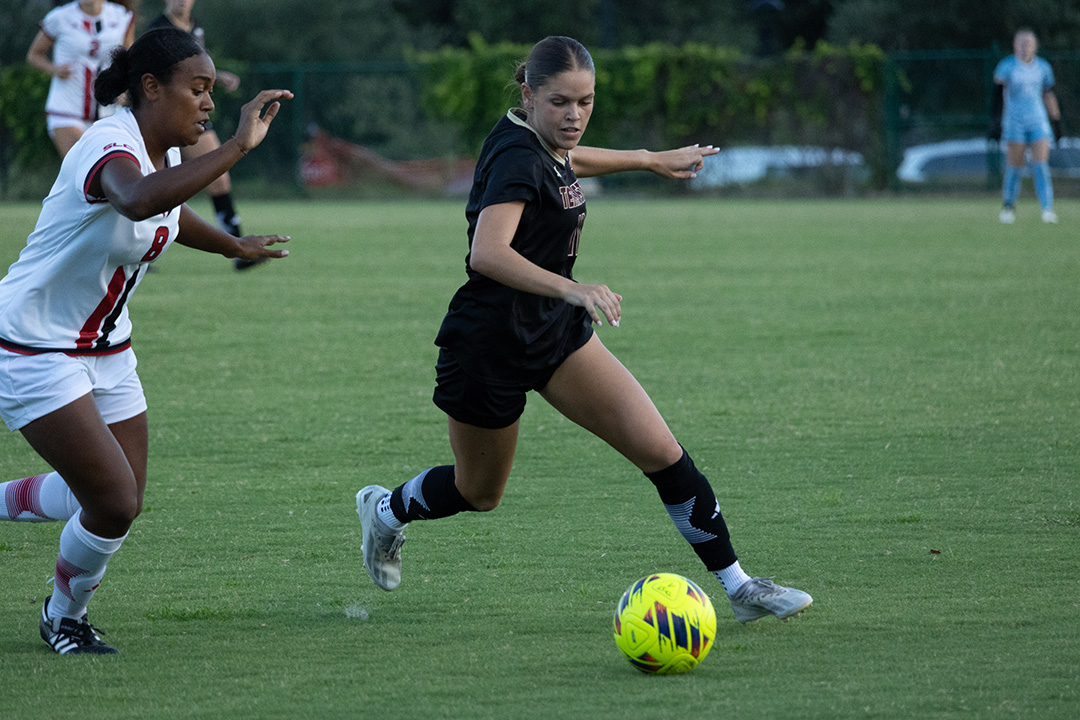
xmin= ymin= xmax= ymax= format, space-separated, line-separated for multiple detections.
xmin=689 ymin=146 xmax=866 ymax=188
xmin=898 ymin=137 xmax=1080 ymax=183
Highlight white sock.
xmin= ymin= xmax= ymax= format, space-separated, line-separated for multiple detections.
xmin=0 ymin=472 xmax=80 ymax=522
xmin=376 ymin=492 xmax=407 ymax=531
xmin=47 ymin=511 xmax=126 ymax=620
xmin=714 ymin=561 xmax=753 ymax=597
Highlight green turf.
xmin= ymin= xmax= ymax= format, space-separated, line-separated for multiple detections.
xmin=0 ymin=197 xmax=1077 ymax=719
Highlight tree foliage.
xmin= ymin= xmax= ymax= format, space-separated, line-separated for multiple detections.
xmin=6 ymin=0 xmax=1079 ymax=68
xmin=3 ymin=0 xmax=1077 ymax=196
xmin=828 ymin=0 xmax=1080 ymax=51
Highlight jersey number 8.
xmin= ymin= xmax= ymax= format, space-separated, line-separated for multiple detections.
xmin=141 ymin=226 xmax=169 ymax=263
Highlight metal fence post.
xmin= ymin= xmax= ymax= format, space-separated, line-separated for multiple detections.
xmin=883 ymin=55 xmax=900 ymax=191
xmin=291 ymin=66 xmax=305 ymax=194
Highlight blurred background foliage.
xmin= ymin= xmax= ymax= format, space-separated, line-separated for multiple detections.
xmin=2 ymin=0 xmax=1079 ymax=198
xmin=6 ymin=0 xmax=1078 ymax=67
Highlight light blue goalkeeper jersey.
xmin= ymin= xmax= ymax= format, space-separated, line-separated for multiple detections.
xmin=994 ymin=54 xmax=1055 ymax=126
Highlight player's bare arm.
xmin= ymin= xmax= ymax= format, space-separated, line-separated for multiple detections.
xmin=470 ymin=202 xmax=621 ymax=327
xmin=571 ymin=144 xmax=718 ymax=179
xmin=174 ymin=205 xmax=289 ymax=260
xmin=98 ymin=89 xmax=292 ymax=221
xmin=217 ymin=70 xmax=241 ymax=93
xmin=26 ymin=31 xmax=69 ymax=79
xmin=1044 ymin=90 xmax=1061 ymax=121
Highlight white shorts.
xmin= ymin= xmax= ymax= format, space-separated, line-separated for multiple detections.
xmin=0 ymin=348 xmax=146 ymax=432
xmin=46 ymin=114 xmax=93 ymax=136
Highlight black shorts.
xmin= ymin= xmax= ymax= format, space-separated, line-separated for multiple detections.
xmin=432 ymin=320 xmax=593 ymax=429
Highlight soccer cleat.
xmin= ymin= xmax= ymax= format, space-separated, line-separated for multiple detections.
xmin=39 ymin=596 xmax=118 ymax=655
xmin=999 ymin=208 xmax=1016 ymax=224
xmin=234 ymin=257 xmax=268 ymax=271
xmin=356 ymin=485 xmax=405 ymax=591
xmin=216 ymin=211 xmax=243 ymax=239
xmin=729 ymin=577 xmax=813 ymax=623
xmin=1041 ymin=209 xmax=1058 ymax=224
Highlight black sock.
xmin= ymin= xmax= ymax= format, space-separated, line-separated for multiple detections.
xmin=389 ymin=465 xmax=476 ymax=522
xmin=645 ymin=448 xmax=738 ymax=571
xmin=211 ymin=193 xmax=242 ymax=237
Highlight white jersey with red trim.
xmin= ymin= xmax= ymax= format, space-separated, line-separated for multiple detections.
xmin=41 ymin=1 xmax=133 ymax=123
xmin=0 ymin=108 xmax=180 ymax=354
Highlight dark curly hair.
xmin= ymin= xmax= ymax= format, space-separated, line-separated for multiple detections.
xmin=94 ymin=27 xmax=204 ymax=109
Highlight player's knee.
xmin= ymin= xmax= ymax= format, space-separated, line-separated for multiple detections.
xmin=85 ymin=492 xmax=141 ymax=536
xmin=469 ymin=494 xmax=502 ymax=513
xmin=460 ymin=487 xmax=502 ymax=513
xmin=104 ymin=502 xmax=140 ymax=534
xmin=635 ymin=439 xmax=685 ymax=475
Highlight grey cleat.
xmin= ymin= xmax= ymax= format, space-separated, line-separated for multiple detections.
xmin=356 ymin=485 xmax=405 ymax=591
xmin=729 ymin=577 xmax=813 ymax=623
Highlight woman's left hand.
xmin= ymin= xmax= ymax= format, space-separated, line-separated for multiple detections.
xmin=234 ymin=234 xmax=291 ymax=260
xmin=564 ymin=282 xmax=622 ymax=327
xmin=646 ymin=144 xmax=720 ymax=179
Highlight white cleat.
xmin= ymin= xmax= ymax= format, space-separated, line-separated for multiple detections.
xmin=1042 ymin=209 xmax=1058 ymax=223
xmin=999 ymin=208 xmax=1016 ymax=224
xmin=356 ymin=485 xmax=404 ymax=591
xmin=729 ymin=577 xmax=813 ymax=623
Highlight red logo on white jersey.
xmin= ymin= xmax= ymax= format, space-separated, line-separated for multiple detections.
xmin=102 ymin=142 xmax=135 ymax=153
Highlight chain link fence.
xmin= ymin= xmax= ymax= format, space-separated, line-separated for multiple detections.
xmin=884 ymin=48 xmax=1080 ymax=193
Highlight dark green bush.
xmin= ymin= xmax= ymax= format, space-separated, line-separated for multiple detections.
xmin=413 ymin=38 xmax=889 ymax=186
xmin=0 ymin=64 xmax=58 ymax=197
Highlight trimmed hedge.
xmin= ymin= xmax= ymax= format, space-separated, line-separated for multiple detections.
xmin=0 ymin=39 xmax=891 ymax=195
xmin=413 ymin=36 xmax=889 ymax=187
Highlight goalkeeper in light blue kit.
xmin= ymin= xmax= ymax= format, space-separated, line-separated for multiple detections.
xmin=994 ymin=29 xmax=1062 ymax=224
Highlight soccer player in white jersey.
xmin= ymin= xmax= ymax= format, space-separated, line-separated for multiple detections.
xmin=26 ymin=0 xmax=136 ymax=158
xmin=0 ymin=27 xmax=292 ymax=654
xmin=994 ymin=29 xmax=1062 ymax=224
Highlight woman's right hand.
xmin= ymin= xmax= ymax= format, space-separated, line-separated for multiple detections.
xmin=231 ymin=89 xmax=294 ymax=154
xmin=54 ymin=63 xmax=73 ymax=80
xmin=564 ymin=282 xmax=622 ymax=327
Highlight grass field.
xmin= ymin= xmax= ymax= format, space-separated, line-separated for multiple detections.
xmin=0 ymin=196 xmax=1077 ymax=719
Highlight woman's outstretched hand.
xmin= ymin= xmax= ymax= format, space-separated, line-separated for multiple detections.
xmin=233 ymin=234 xmax=291 ymax=261
xmin=231 ymin=89 xmax=294 ymax=154
xmin=646 ymin=144 xmax=720 ymax=179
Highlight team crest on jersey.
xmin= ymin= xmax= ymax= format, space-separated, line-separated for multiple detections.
xmin=559 ymin=181 xmax=585 ymax=210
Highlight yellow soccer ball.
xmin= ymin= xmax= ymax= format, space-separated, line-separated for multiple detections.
xmin=613 ymin=573 xmax=716 ymax=675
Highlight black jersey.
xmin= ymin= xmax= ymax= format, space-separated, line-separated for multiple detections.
xmin=435 ymin=109 xmax=591 ymax=386
xmin=145 ymin=14 xmax=206 ymax=47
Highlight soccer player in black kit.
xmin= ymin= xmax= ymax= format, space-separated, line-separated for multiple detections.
xmin=356 ymin=36 xmax=813 ymax=624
